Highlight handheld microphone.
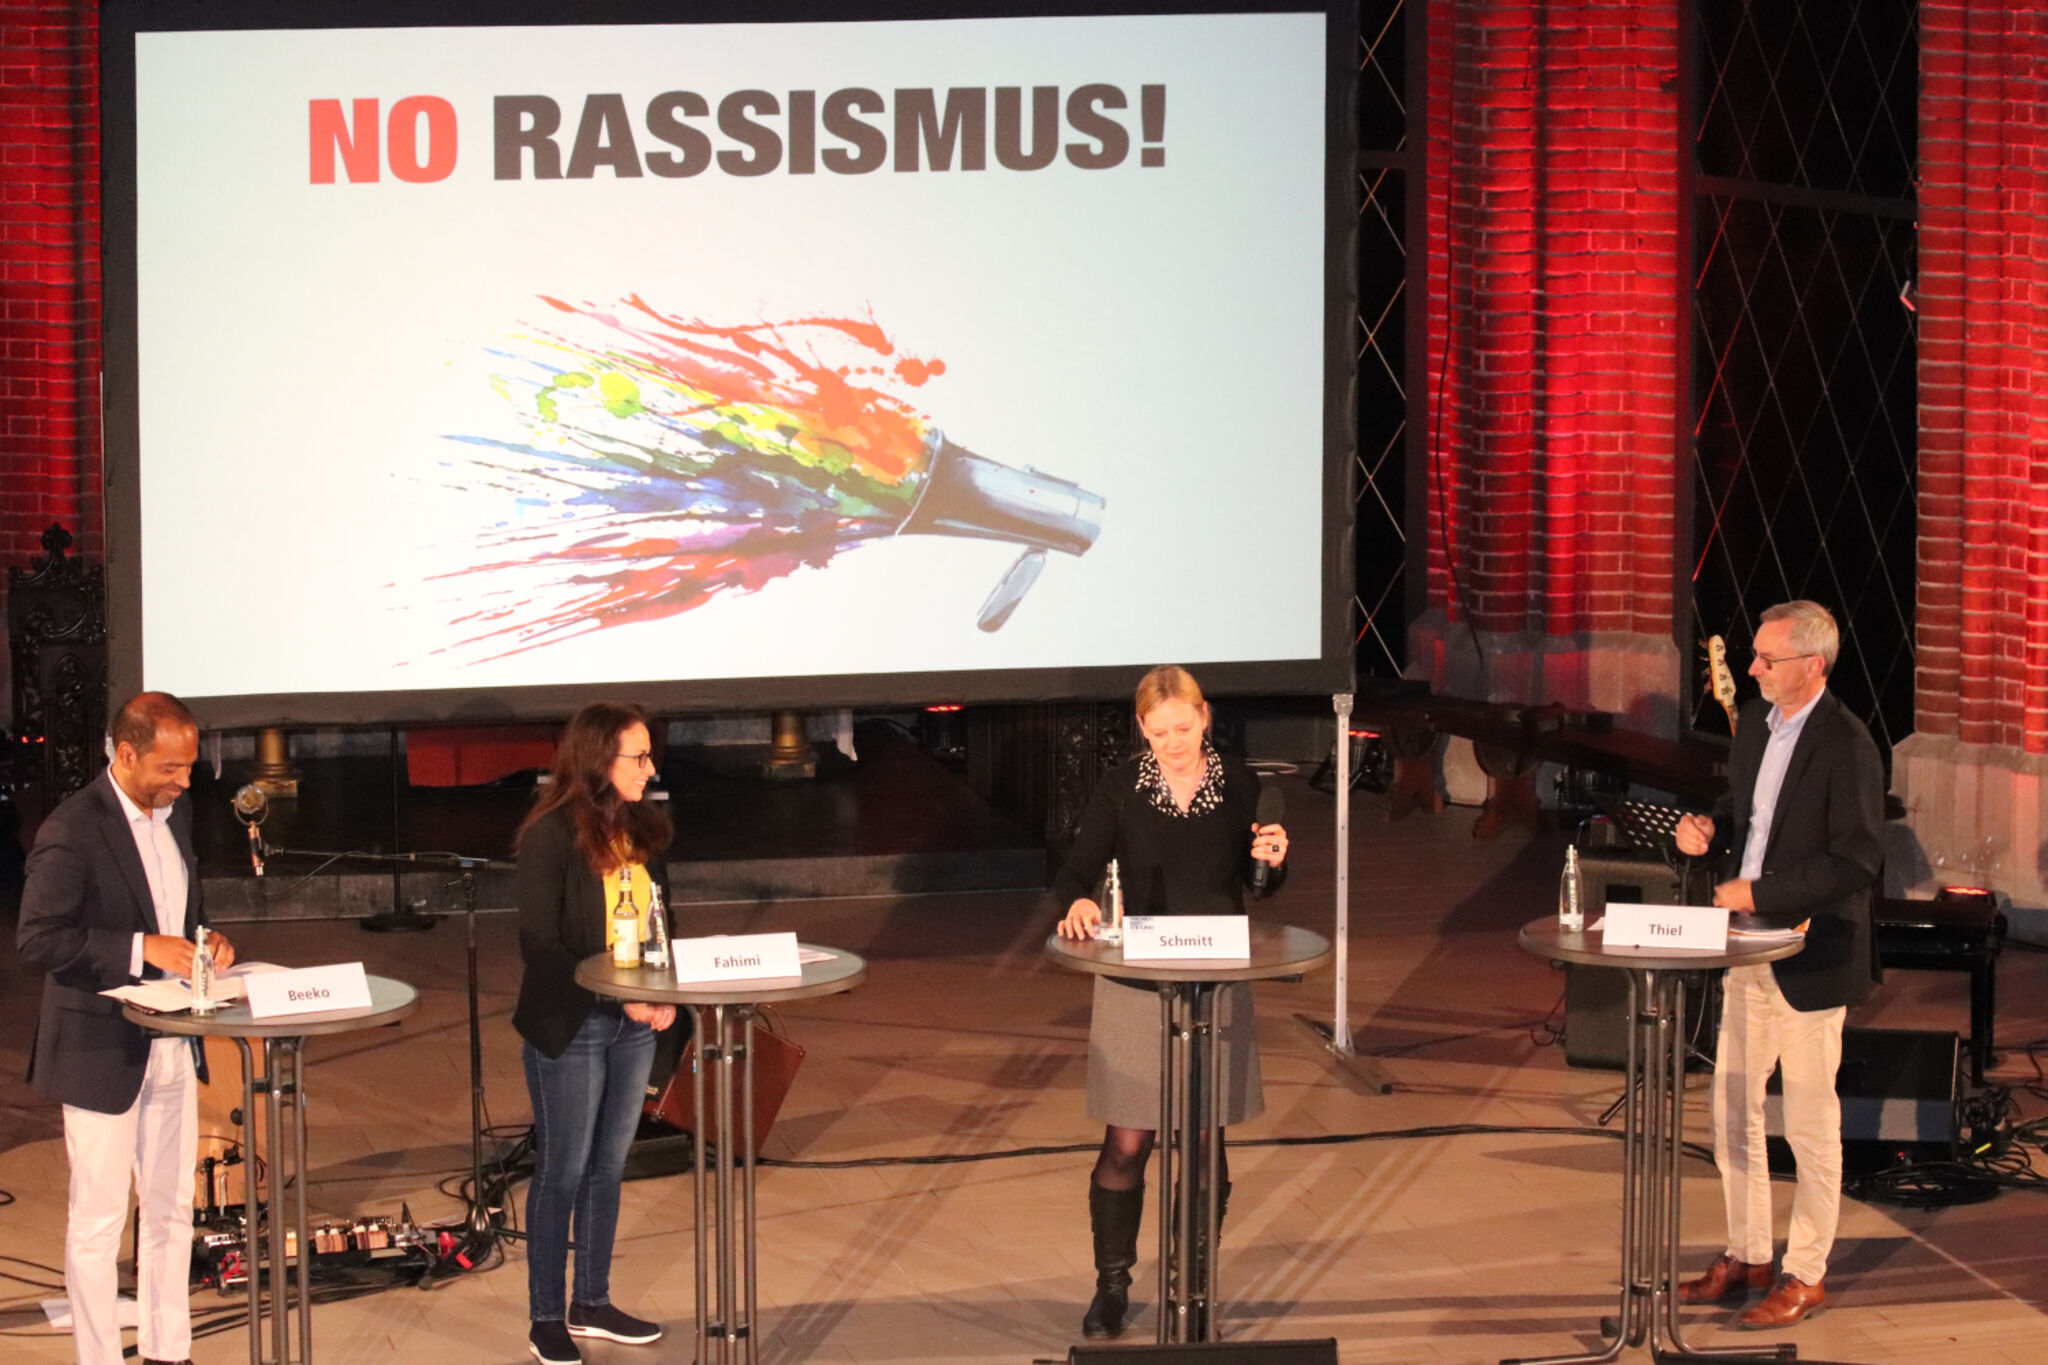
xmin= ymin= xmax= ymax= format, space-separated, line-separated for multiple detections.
xmin=1251 ymin=785 xmax=1285 ymax=893
xmin=232 ymin=785 xmax=268 ymax=877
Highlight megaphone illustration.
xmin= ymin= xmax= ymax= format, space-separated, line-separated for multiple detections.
xmin=894 ymin=431 xmax=1106 ymax=631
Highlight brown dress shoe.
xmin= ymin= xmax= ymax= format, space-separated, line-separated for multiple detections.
xmin=1676 ymin=1254 xmax=1774 ymax=1304
xmin=1739 ymin=1273 xmax=1825 ymax=1328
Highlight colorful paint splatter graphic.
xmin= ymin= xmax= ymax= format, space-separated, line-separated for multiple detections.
xmin=412 ymin=296 xmax=1104 ymax=661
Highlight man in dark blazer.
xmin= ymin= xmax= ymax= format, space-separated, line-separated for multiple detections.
xmin=17 ymin=693 xmax=236 ymax=1365
xmin=1673 ymin=601 xmax=1884 ymax=1330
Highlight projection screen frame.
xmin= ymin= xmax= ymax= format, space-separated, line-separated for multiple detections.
xmin=100 ymin=0 xmax=1361 ymax=727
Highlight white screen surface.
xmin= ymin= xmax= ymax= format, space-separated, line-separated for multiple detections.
xmin=129 ymin=12 xmax=1329 ymax=703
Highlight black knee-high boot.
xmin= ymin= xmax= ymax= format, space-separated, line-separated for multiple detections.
xmin=1083 ymin=1183 xmax=1145 ymax=1339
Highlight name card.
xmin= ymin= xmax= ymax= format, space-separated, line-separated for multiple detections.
xmin=1121 ymin=915 xmax=1251 ymax=961
xmin=244 ymin=962 xmax=373 ymax=1019
xmin=673 ymin=931 xmax=802 ymax=984
xmin=1601 ymin=903 xmax=1729 ymax=951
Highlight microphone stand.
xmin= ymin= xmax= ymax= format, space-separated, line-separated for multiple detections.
xmin=251 ymin=836 xmax=503 ymax=1241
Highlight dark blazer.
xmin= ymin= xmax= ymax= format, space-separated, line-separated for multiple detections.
xmin=16 ymin=771 xmax=208 ymax=1114
xmin=1051 ymin=753 xmax=1285 ymax=916
xmin=512 ymin=806 xmax=674 ymax=1059
xmin=1712 ymin=689 xmax=1885 ymax=1012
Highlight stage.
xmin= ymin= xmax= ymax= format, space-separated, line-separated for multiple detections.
xmin=2 ymin=777 xmax=2043 ymax=1364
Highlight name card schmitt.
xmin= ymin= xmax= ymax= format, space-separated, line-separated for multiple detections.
xmin=244 ymin=962 xmax=374 ymax=1019
xmin=1121 ymin=915 xmax=1252 ymax=961
xmin=1601 ymin=903 xmax=1729 ymax=951
xmin=673 ymin=931 xmax=803 ymax=984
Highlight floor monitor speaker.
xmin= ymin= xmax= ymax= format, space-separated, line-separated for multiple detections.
xmin=1561 ymin=846 xmax=1706 ymax=1070
xmin=1069 ymin=1343 xmax=1339 ymax=1365
xmin=1766 ymin=1027 xmax=1960 ymax=1176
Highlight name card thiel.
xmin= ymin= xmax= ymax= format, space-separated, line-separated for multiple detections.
xmin=1121 ymin=915 xmax=1252 ymax=961
xmin=673 ymin=931 xmax=803 ymax=984
xmin=1601 ymin=903 xmax=1730 ymax=951
xmin=244 ymin=962 xmax=374 ymax=1019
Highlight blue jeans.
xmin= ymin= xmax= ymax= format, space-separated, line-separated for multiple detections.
xmin=523 ymin=1008 xmax=656 ymax=1321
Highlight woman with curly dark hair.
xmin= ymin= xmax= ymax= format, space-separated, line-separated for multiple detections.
xmin=513 ymin=702 xmax=680 ymax=1365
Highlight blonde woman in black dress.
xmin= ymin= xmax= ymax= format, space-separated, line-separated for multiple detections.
xmin=1054 ymin=665 xmax=1289 ymax=1339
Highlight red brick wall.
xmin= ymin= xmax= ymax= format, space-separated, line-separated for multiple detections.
xmin=1916 ymin=1 xmax=2048 ymax=754
xmin=1423 ymin=0 xmax=1680 ymax=643
xmin=0 ymin=0 xmax=102 ymax=613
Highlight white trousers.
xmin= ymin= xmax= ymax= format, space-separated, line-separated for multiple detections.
xmin=62 ymin=1037 xmax=197 ymax=1365
xmin=1711 ymin=964 xmax=1845 ymax=1285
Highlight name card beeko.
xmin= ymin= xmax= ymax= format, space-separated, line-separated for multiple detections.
xmin=1601 ymin=903 xmax=1730 ymax=951
xmin=1121 ymin=915 xmax=1251 ymax=961
xmin=673 ymin=931 xmax=802 ymax=984
xmin=244 ymin=962 xmax=374 ymax=1018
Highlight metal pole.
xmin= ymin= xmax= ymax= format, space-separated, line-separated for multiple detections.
xmin=234 ymin=1038 xmax=260 ymax=1365
xmin=742 ymin=1009 xmax=758 ymax=1365
xmin=1201 ymin=985 xmax=1223 ymax=1341
xmin=265 ymin=1040 xmax=288 ymax=1365
xmin=290 ymin=1043 xmax=312 ymax=1363
xmin=690 ymin=1006 xmax=710 ymax=1365
xmin=716 ymin=1005 xmax=737 ymax=1364
xmin=1333 ymin=693 xmax=1353 ymax=1049
xmin=1155 ymin=985 xmax=1174 ymax=1344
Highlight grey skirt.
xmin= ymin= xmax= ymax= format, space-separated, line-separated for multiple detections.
xmin=1085 ymin=976 xmax=1265 ymax=1128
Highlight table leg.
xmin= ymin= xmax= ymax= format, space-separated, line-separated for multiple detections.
xmin=288 ymin=1041 xmax=313 ymax=1364
xmin=690 ymin=1006 xmax=711 ymax=1365
xmin=265 ymin=1039 xmax=290 ymax=1365
xmin=1199 ymin=983 xmax=1223 ymax=1341
xmin=1155 ymin=985 xmax=1175 ymax=1345
xmin=233 ymin=1038 xmax=261 ymax=1365
xmin=742 ymin=1007 xmax=759 ymax=1365
xmin=1652 ymin=977 xmax=1794 ymax=1363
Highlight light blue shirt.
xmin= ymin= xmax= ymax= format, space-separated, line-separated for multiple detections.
xmin=1738 ymin=690 xmax=1821 ymax=882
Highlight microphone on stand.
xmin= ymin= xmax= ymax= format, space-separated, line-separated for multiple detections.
xmin=232 ymin=784 xmax=268 ymax=877
xmin=1251 ymin=785 xmax=1285 ymax=894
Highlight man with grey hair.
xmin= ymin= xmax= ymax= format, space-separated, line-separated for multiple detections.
xmin=18 ymin=692 xmax=236 ymax=1365
xmin=1672 ymin=601 xmax=1884 ymax=1329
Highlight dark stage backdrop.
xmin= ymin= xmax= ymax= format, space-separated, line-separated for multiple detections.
xmin=1686 ymin=0 xmax=1918 ymax=754
xmin=99 ymin=0 xmax=1361 ymax=728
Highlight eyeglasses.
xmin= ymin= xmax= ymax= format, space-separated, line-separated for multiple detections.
xmin=615 ymin=750 xmax=655 ymax=768
xmin=1750 ymin=651 xmax=1816 ymax=669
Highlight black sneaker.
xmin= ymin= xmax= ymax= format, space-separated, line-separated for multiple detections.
xmin=567 ymin=1302 xmax=662 ymax=1344
xmin=529 ymin=1320 xmax=581 ymax=1364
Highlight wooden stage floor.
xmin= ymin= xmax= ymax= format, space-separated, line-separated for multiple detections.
xmin=3 ymin=775 xmax=2043 ymax=1364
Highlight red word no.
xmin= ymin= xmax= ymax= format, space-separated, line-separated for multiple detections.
xmin=310 ymin=97 xmax=458 ymax=183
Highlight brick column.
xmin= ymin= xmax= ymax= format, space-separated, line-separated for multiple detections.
xmin=0 ymin=0 xmax=104 ymax=705
xmin=1415 ymin=0 xmax=1683 ymax=732
xmin=1895 ymin=1 xmax=2048 ymax=922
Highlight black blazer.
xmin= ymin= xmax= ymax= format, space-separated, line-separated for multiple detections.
xmin=16 ymin=772 xmax=209 ymax=1114
xmin=512 ymin=806 xmax=674 ymax=1059
xmin=1712 ymin=690 xmax=1885 ymax=1012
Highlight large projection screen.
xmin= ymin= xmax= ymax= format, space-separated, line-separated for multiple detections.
xmin=102 ymin=0 xmax=1358 ymax=726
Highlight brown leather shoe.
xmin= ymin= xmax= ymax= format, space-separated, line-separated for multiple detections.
xmin=1676 ymin=1254 xmax=1774 ymax=1304
xmin=1739 ymin=1273 xmax=1825 ymax=1328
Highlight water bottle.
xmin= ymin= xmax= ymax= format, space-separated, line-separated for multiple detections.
xmin=1558 ymin=844 xmax=1585 ymax=932
xmin=1098 ymin=858 xmax=1124 ymax=946
xmin=611 ymin=864 xmax=642 ymax=968
xmin=642 ymin=880 xmax=671 ymax=970
xmin=190 ymin=925 xmax=219 ymax=1014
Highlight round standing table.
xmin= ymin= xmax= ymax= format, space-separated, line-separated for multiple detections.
xmin=1510 ymin=919 xmax=1803 ymax=1365
xmin=125 ymin=975 xmax=419 ymax=1365
xmin=1045 ymin=923 xmax=1332 ymax=1343
xmin=578 ymin=947 xmax=865 ymax=1365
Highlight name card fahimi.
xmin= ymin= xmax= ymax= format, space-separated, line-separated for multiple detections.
xmin=244 ymin=962 xmax=373 ymax=1019
xmin=1601 ymin=903 xmax=1729 ymax=951
xmin=1121 ymin=915 xmax=1251 ymax=961
xmin=673 ymin=931 xmax=802 ymax=984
